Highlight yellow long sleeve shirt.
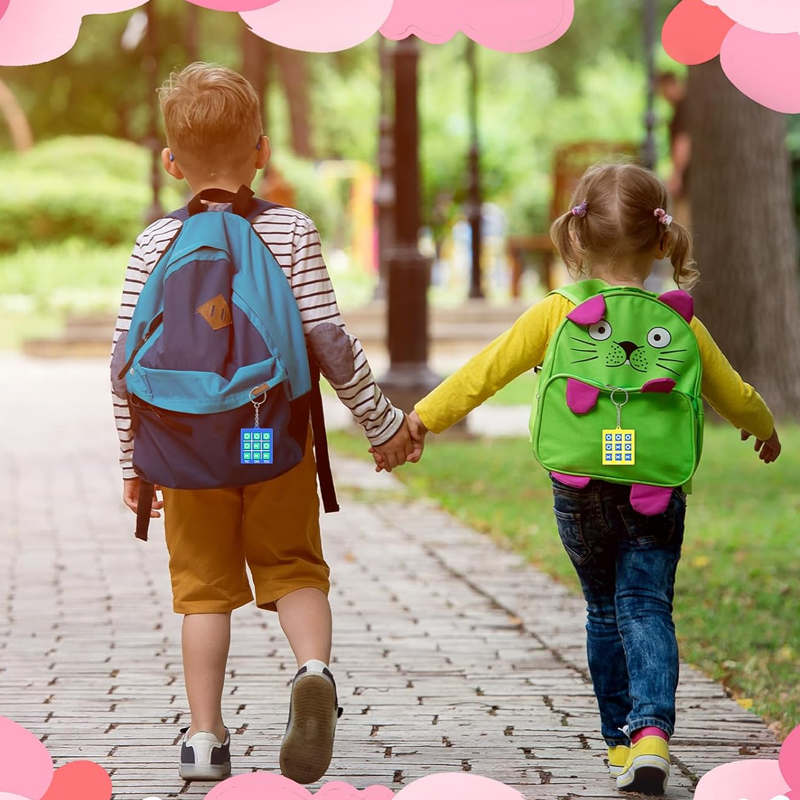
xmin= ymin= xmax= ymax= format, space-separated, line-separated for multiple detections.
xmin=415 ymin=292 xmax=774 ymax=441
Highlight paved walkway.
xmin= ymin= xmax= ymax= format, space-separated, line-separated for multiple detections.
xmin=0 ymin=355 xmax=780 ymax=799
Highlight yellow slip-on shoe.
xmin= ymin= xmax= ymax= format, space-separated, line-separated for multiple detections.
xmin=607 ymin=745 xmax=630 ymax=777
xmin=616 ymin=735 xmax=670 ymax=795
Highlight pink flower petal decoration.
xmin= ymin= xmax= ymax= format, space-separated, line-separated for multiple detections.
xmin=779 ymin=724 xmax=800 ymax=796
xmin=0 ymin=716 xmax=54 ymax=800
xmin=694 ymin=758 xmax=790 ymax=800
xmin=186 ymin=0 xmax=281 ymax=11
xmin=204 ymin=773 xmax=311 ymax=799
xmin=241 ymin=0 xmax=394 ymax=53
xmin=0 ymin=0 xmax=9 ymax=23
xmin=662 ymin=0 xmax=735 ymax=65
xmin=38 ymin=762 xmax=112 ymax=800
xmin=0 ymin=0 xmax=146 ymax=66
xmin=703 ymin=0 xmax=800 ymax=35
xmin=721 ymin=25 xmax=800 ymax=113
xmin=380 ymin=0 xmax=574 ymax=53
xmin=394 ymin=773 xmax=524 ymax=800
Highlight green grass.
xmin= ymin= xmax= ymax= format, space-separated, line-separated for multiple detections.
xmin=329 ymin=423 xmax=800 ymax=738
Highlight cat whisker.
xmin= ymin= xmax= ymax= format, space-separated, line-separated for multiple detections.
xmin=571 ymin=348 xmax=597 ymax=354
xmin=658 ymin=365 xmax=681 ymax=377
xmin=658 ymin=358 xmax=685 ymax=364
xmin=571 ymin=356 xmax=599 ymax=364
xmin=570 ymin=337 xmax=597 ymax=347
xmin=661 ymin=349 xmax=687 ymax=355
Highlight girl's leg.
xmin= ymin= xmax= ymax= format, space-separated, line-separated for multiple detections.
xmin=182 ymin=612 xmax=232 ymax=742
xmin=276 ymin=587 xmax=332 ymax=667
xmin=613 ymin=493 xmax=686 ymax=738
xmin=552 ymin=481 xmax=631 ymax=746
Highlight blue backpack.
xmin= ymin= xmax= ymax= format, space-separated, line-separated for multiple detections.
xmin=117 ymin=187 xmax=338 ymax=540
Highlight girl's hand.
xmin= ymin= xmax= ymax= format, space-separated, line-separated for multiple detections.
xmin=741 ymin=428 xmax=782 ymax=464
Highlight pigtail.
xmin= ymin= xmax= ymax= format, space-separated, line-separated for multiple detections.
xmin=550 ymin=211 xmax=586 ymax=279
xmin=666 ymin=218 xmax=699 ymax=290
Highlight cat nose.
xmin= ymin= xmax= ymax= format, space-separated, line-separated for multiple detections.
xmin=619 ymin=341 xmax=639 ymax=358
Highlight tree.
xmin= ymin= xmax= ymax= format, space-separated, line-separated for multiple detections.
xmin=0 ymin=78 xmax=33 ymax=151
xmin=689 ymin=59 xmax=800 ymax=419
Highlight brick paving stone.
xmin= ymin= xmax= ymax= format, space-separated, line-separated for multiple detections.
xmin=0 ymin=353 xmax=781 ymax=799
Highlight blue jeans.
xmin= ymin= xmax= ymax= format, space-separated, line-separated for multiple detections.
xmin=551 ymin=476 xmax=686 ymax=746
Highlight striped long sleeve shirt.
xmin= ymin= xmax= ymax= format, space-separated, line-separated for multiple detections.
xmin=111 ymin=205 xmax=404 ymax=480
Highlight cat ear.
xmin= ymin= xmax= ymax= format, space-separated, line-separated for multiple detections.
xmin=658 ymin=290 xmax=694 ymax=323
xmin=567 ymin=295 xmax=606 ymax=326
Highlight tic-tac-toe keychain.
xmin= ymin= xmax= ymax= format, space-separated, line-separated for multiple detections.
xmin=241 ymin=387 xmax=274 ymax=465
xmin=602 ymin=387 xmax=635 ymax=466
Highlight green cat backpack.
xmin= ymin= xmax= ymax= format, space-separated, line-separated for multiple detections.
xmin=530 ymin=279 xmax=704 ymax=516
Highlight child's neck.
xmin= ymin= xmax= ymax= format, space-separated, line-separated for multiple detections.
xmin=587 ymin=256 xmax=650 ymax=290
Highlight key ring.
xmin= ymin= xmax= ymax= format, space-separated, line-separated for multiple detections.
xmin=250 ymin=386 xmax=268 ymax=428
xmin=608 ymin=387 xmax=629 ymax=430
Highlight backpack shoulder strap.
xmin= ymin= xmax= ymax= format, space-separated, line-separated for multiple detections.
xmin=551 ymin=279 xmax=608 ymax=306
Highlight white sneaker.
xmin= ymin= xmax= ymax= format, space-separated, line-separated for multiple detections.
xmin=179 ymin=727 xmax=232 ymax=781
xmin=279 ymin=660 xmax=343 ymax=784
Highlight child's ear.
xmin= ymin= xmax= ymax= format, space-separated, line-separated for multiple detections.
xmin=256 ymin=136 xmax=271 ymax=170
xmin=656 ymin=230 xmax=672 ymax=259
xmin=161 ymin=148 xmax=184 ymax=180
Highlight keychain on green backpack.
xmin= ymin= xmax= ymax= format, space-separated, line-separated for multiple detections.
xmin=602 ymin=388 xmax=636 ymax=466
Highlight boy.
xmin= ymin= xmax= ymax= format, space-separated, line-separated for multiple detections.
xmin=110 ymin=63 xmax=415 ymax=784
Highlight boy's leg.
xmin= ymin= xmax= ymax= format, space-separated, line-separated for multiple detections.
xmin=183 ymin=612 xmax=232 ymax=742
xmin=613 ymin=491 xmax=686 ymax=738
xmin=552 ymin=479 xmax=631 ymax=747
xmin=162 ymin=484 xmax=253 ymax=780
xmin=276 ymin=587 xmax=332 ymax=667
xmin=241 ymin=427 xmax=335 ymax=784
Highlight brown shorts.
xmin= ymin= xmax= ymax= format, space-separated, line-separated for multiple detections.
xmin=161 ymin=427 xmax=329 ymax=614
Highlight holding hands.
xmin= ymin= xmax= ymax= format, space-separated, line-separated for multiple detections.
xmin=370 ymin=411 xmax=429 ymax=473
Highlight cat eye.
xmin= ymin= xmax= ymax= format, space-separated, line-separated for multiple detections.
xmin=647 ymin=327 xmax=672 ymax=348
xmin=588 ymin=320 xmax=612 ymax=341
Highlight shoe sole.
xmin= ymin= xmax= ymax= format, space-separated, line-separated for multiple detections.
xmin=179 ymin=763 xmax=231 ymax=782
xmin=617 ymin=755 xmax=670 ymax=795
xmin=280 ymin=674 xmax=337 ymax=785
xmin=609 ymin=765 xmax=624 ymax=777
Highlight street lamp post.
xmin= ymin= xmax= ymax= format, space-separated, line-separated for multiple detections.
xmin=145 ymin=0 xmax=163 ymax=223
xmin=380 ymin=35 xmax=439 ymax=413
xmin=466 ymin=38 xmax=484 ymax=300
xmin=643 ymin=0 xmax=658 ymax=170
xmin=374 ymin=36 xmax=395 ymax=301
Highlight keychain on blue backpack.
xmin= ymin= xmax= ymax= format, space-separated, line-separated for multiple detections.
xmin=241 ymin=387 xmax=273 ymax=465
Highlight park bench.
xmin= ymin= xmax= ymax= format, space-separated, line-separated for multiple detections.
xmin=506 ymin=141 xmax=639 ymax=298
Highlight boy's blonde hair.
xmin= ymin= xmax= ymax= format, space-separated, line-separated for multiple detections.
xmin=158 ymin=62 xmax=263 ymax=175
xmin=550 ymin=161 xmax=699 ymax=289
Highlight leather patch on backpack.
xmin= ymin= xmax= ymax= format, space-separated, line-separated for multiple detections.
xmin=197 ymin=294 xmax=233 ymax=331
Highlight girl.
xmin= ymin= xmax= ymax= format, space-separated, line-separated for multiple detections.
xmin=382 ymin=162 xmax=781 ymax=794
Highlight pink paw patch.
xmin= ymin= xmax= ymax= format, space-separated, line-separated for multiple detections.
xmin=566 ymin=378 xmax=600 ymax=414
xmin=641 ymin=378 xmax=676 ymax=393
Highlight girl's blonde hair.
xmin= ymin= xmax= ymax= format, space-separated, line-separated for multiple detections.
xmin=550 ymin=161 xmax=698 ymax=289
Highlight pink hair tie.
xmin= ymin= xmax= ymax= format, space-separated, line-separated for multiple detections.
xmin=572 ymin=199 xmax=588 ymax=218
xmin=654 ymin=208 xmax=673 ymax=227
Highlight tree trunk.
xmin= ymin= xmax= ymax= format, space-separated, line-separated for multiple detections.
xmin=689 ymin=59 xmax=800 ymax=419
xmin=275 ymin=47 xmax=313 ymax=158
xmin=242 ymin=25 xmax=268 ymax=120
xmin=0 ymin=79 xmax=33 ymax=151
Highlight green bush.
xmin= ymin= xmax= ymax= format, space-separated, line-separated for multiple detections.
xmin=0 ymin=136 xmax=183 ymax=253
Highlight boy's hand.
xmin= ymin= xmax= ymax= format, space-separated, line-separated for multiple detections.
xmin=741 ymin=428 xmax=782 ymax=464
xmin=369 ymin=416 xmax=416 ymax=473
xmin=123 ymin=478 xmax=164 ymax=518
